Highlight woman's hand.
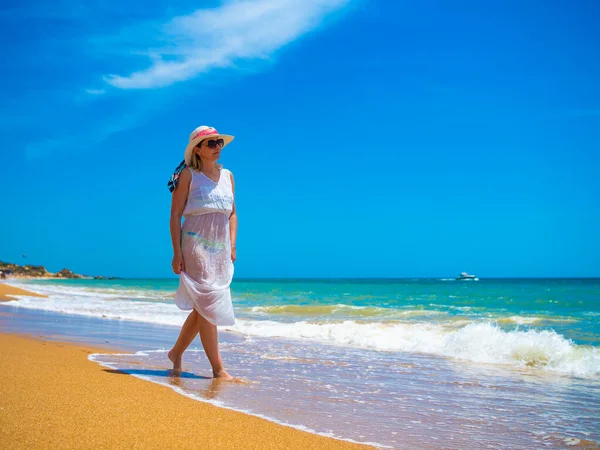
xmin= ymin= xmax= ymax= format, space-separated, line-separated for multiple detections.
xmin=172 ymin=253 xmax=185 ymax=274
xmin=231 ymin=247 xmax=237 ymax=263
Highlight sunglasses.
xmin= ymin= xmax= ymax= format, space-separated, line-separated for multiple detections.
xmin=200 ymin=138 xmax=225 ymax=149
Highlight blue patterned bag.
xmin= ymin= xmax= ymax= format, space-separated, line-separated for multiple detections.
xmin=167 ymin=160 xmax=187 ymax=193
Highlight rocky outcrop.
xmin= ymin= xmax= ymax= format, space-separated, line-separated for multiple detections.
xmin=0 ymin=261 xmax=119 ymax=279
xmin=55 ymin=268 xmax=84 ymax=279
xmin=0 ymin=261 xmax=50 ymax=277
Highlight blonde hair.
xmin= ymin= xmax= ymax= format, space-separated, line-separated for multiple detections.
xmin=189 ymin=141 xmax=223 ymax=171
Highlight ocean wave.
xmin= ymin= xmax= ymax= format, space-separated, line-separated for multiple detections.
xmin=231 ymin=320 xmax=600 ymax=378
xmin=3 ymin=292 xmax=187 ymax=327
xmin=5 ymin=280 xmax=172 ymax=302
xmin=245 ymin=304 xmax=443 ymax=318
xmin=494 ymin=316 xmax=579 ymax=325
xmin=495 ymin=316 xmax=543 ymax=325
xmin=4 ymin=283 xmax=599 ymax=378
xmin=249 ymin=304 xmax=374 ymax=315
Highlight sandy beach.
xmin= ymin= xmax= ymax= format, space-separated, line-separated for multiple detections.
xmin=0 ymin=332 xmax=369 ymax=449
xmin=0 ymin=283 xmax=46 ymax=301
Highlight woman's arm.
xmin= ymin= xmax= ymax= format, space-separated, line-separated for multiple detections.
xmin=229 ymin=171 xmax=237 ymax=263
xmin=170 ymin=168 xmax=191 ymax=273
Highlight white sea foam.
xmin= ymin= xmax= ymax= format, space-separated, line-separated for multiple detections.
xmin=230 ymin=320 xmax=600 ymax=378
xmin=4 ymin=280 xmax=172 ymax=302
xmin=3 ymin=281 xmax=187 ymax=326
xmin=496 ymin=316 xmax=543 ymax=325
xmin=4 ymin=281 xmax=599 ymax=378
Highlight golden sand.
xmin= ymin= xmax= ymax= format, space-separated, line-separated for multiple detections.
xmin=0 ymin=333 xmax=370 ymax=449
xmin=0 ymin=283 xmax=46 ymax=301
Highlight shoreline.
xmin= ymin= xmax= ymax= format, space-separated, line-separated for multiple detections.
xmin=0 ymin=282 xmax=46 ymax=301
xmin=0 ymin=332 xmax=370 ymax=449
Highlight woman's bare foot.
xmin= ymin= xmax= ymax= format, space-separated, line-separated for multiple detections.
xmin=168 ymin=349 xmax=182 ymax=375
xmin=213 ymin=368 xmax=244 ymax=383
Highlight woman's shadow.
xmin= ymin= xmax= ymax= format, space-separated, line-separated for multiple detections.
xmin=103 ymin=368 xmax=209 ymax=379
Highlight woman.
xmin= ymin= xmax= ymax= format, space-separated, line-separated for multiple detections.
xmin=167 ymin=125 xmax=238 ymax=381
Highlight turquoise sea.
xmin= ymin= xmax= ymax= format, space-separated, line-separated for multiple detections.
xmin=2 ymin=277 xmax=599 ymax=448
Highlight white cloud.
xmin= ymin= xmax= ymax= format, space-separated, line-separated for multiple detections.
xmin=103 ymin=0 xmax=351 ymax=89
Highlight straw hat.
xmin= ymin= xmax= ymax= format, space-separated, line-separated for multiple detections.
xmin=184 ymin=125 xmax=234 ymax=166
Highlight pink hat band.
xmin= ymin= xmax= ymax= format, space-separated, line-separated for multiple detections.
xmin=192 ymin=128 xmax=219 ymax=140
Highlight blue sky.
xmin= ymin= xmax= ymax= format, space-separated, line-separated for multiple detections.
xmin=1 ymin=0 xmax=599 ymax=278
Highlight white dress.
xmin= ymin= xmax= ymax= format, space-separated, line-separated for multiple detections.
xmin=174 ymin=168 xmax=235 ymax=326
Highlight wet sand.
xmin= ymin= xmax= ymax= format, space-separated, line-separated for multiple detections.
xmin=0 ymin=333 xmax=369 ymax=449
xmin=0 ymin=283 xmax=46 ymax=301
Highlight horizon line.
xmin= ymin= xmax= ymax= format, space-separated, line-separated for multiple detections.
xmin=21 ymin=276 xmax=600 ymax=281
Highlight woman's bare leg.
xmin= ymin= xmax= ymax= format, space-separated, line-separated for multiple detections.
xmin=168 ymin=310 xmax=200 ymax=373
xmin=197 ymin=313 xmax=234 ymax=380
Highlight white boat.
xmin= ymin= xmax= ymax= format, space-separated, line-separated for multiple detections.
xmin=456 ymin=272 xmax=479 ymax=281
